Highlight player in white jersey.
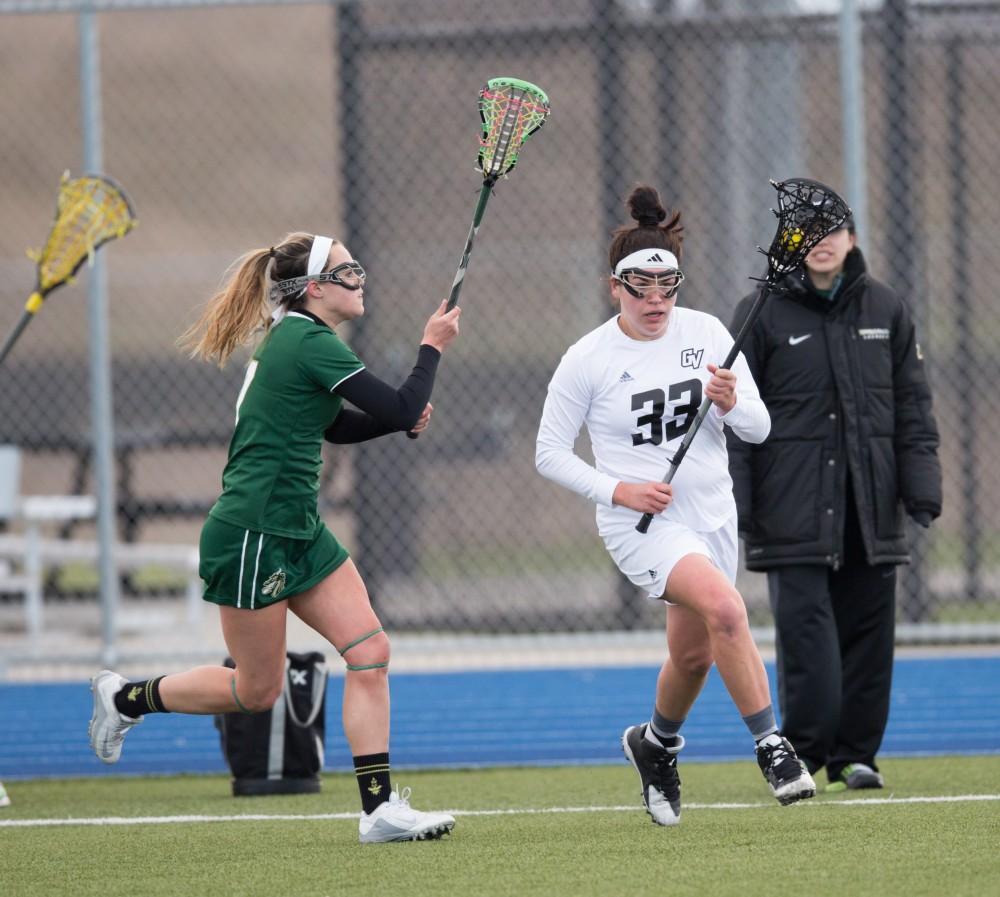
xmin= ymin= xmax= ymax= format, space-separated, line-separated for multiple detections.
xmin=536 ymin=185 xmax=815 ymax=825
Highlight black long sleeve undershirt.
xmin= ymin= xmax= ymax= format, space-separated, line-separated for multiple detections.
xmin=323 ymin=344 xmax=441 ymax=444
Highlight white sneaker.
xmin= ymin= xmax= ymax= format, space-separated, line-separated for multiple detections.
xmin=358 ymin=787 xmax=455 ymax=843
xmin=89 ymin=670 xmax=142 ymax=764
xmin=0 ymin=781 xmax=10 ymax=808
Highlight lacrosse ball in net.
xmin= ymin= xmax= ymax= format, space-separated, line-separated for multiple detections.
xmin=782 ymin=227 xmax=804 ymax=251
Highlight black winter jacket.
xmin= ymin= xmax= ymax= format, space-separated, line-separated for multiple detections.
xmin=727 ymin=249 xmax=942 ymax=570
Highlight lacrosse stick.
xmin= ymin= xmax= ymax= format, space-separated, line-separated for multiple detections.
xmin=445 ymin=76 xmax=549 ymax=311
xmin=0 ymin=171 xmax=137 ymax=367
xmin=409 ymin=76 xmax=549 ymax=438
xmin=636 ymin=177 xmax=850 ymax=533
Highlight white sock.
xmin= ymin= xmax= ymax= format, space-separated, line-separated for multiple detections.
xmin=644 ymin=725 xmax=665 ymax=748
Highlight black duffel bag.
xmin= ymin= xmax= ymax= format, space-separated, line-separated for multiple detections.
xmin=215 ymin=651 xmax=328 ymax=796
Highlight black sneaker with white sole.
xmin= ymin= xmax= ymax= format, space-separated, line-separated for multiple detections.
xmin=755 ymin=733 xmax=816 ymax=806
xmin=622 ymin=724 xmax=683 ymax=826
xmin=825 ymin=762 xmax=885 ymax=792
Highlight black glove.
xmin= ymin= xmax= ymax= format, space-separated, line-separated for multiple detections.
xmin=909 ymin=510 xmax=933 ymax=529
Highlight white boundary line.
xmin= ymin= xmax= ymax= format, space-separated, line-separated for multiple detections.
xmin=3 ymin=793 xmax=999 ymax=828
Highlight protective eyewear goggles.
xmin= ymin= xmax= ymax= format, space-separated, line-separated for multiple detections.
xmin=613 ymin=267 xmax=685 ymax=299
xmin=270 ymin=261 xmax=367 ymax=300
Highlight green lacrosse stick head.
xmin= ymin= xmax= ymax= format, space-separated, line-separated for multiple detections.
xmin=477 ymin=77 xmax=550 ymax=180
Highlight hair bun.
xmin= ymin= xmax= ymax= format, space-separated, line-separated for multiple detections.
xmin=627 ymin=185 xmax=668 ymax=228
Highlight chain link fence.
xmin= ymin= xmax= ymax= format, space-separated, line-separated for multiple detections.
xmin=1 ymin=0 xmax=998 ymax=669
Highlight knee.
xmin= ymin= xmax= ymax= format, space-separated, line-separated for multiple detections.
xmin=704 ymin=588 xmax=749 ymax=640
xmin=236 ymin=676 xmax=284 ymax=713
xmin=342 ymin=630 xmax=391 ymax=673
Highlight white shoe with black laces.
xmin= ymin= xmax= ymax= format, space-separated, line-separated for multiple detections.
xmin=622 ymin=724 xmax=683 ymax=826
xmin=89 ymin=670 xmax=142 ymax=764
xmin=358 ymin=787 xmax=456 ymax=843
xmin=756 ymin=733 xmax=816 ymax=805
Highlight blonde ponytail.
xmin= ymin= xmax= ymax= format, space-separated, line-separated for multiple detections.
xmin=180 ymin=248 xmax=272 ymax=367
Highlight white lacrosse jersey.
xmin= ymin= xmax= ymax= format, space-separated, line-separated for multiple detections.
xmin=536 ymin=307 xmax=770 ymax=533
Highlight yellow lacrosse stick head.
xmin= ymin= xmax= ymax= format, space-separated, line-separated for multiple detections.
xmin=33 ymin=171 xmax=137 ymax=295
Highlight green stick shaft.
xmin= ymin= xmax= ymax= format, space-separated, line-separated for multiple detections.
xmin=407 ymin=178 xmax=497 ymax=440
xmin=447 ymin=177 xmax=496 ymax=311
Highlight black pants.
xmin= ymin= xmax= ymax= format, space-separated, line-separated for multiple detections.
xmin=766 ymin=504 xmax=896 ymax=782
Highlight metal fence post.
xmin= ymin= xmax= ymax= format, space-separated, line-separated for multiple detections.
xmin=883 ymin=0 xmax=929 ymax=621
xmin=947 ymin=38 xmax=981 ymax=608
xmin=80 ymin=8 xmax=121 ymax=667
xmin=594 ymin=0 xmax=643 ymax=627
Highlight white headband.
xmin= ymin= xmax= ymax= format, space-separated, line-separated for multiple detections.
xmin=614 ymin=248 xmax=680 ymax=277
xmin=307 ymin=235 xmax=334 ymax=279
xmin=271 ymin=234 xmax=335 ymax=324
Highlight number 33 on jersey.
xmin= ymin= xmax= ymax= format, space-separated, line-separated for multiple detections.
xmin=536 ymin=305 xmax=770 ymax=532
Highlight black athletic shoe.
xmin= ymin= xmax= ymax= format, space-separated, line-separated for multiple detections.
xmin=621 ymin=724 xmax=683 ymax=826
xmin=825 ymin=762 xmax=885 ymax=793
xmin=756 ymin=734 xmax=816 ymax=806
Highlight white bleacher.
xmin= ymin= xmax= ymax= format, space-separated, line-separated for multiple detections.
xmin=0 ymin=444 xmax=201 ymax=642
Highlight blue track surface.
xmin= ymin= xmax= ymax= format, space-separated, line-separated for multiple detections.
xmin=1 ymin=656 xmax=998 ymax=780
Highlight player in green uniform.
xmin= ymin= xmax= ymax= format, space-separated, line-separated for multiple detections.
xmin=88 ymin=233 xmax=461 ymax=843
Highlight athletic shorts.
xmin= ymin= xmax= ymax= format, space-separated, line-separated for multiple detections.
xmin=199 ymin=515 xmax=349 ymax=610
xmin=599 ymin=514 xmax=739 ymax=602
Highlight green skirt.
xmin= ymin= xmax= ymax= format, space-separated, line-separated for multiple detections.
xmin=198 ymin=515 xmax=349 ymax=609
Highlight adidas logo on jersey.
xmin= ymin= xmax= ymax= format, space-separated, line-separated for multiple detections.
xmin=619 ymin=371 xmax=634 ymax=383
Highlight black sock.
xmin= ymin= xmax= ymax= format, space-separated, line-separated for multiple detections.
xmin=114 ymin=677 xmax=169 ymax=717
xmin=354 ymin=752 xmax=391 ymax=814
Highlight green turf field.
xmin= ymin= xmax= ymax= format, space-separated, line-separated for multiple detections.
xmin=3 ymin=756 xmax=998 ymax=897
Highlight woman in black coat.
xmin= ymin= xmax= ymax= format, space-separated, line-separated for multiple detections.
xmin=727 ymin=216 xmax=941 ymax=791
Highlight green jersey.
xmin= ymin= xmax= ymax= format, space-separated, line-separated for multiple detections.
xmin=209 ymin=312 xmax=364 ymax=538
